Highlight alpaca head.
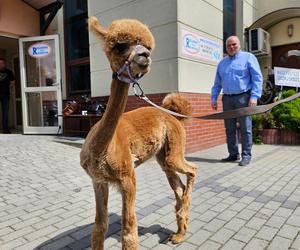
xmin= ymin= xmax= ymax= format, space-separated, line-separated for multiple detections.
xmin=89 ymin=16 xmax=155 ymax=80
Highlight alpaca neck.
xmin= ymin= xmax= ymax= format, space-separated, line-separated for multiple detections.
xmin=90 ymin=78 xmax=129 ymax=152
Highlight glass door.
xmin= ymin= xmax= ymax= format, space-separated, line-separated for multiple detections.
xmin=19 ymin=35 xmax=62 ymax=134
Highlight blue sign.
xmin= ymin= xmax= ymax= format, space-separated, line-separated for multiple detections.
xmin=184 ymin=34 xmax=199 ymax=54
xmin=28 ymin=43 xmax=51 ymax=58
xmin=181 ymin=28 xmax=222 ymax=64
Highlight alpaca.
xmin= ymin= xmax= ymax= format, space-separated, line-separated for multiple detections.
xmin=80 ymin=16 xmax=197 ymax=250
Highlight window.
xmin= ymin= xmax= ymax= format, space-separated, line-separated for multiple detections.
xmin=64 ymin=0 xmax=90 ymax=96
xmin=223 ymin=0 xmax=236 ymax=52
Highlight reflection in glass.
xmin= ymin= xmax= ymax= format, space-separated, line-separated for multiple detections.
xmin=65 ymin=0 xmax=89 ymax=60
xmin=70 ymin=64 xmax=90 ymax=92
xmin=26 ymin=92 xmax=58 ymax=127
xmin=277 ymin=49 xmax=300 ymax=69
xmin=223 ymin=0 xmax=236 ymax=52
xmin=24 ymin=40 xmax=57 ymax=87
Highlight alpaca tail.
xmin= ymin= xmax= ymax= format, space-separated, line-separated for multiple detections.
xmin=162 ymin=93 xmax=193 ymax=122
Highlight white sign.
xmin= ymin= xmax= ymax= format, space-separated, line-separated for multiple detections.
xmin=274 ymin=67 xmax=300 ymax=87
xmin=28 ymin=43 xmax=51 ymax=58
xmin=181 ymin=28 xmax=222 ymax=64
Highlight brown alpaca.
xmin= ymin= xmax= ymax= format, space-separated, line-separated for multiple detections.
xmin=80 ymin=16 xmax=197 ymax=250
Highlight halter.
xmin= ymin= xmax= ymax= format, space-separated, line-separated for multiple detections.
xmin=112 ymin=45 xmax=146 ymax=86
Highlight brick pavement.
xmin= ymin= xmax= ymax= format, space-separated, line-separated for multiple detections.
xmin=0 ymin=134 xmax=299 ymax=249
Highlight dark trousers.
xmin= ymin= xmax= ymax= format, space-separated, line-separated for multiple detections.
xmin=222 ymin=92 xmax=252 ymax=160
xmin=0 ymin=95 xmax=10 ymax=131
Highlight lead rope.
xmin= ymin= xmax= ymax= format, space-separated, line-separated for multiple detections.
xmin=132 ymin=81 xmax=300 ymax=120
xmin=114 ymin=48 xmax=300 ymax=120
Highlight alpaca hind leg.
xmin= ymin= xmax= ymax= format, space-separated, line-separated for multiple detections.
xmin=120 ymin=173 xmax=139 ymax=250
xmin=168 ymin=159 xmax=197 ymax=243
xmin=91 ymin=182 xmax=109 ymax=250
xmin=157 ymin=151 xmax=197 ymax=244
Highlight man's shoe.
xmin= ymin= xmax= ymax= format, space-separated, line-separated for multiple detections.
xmin=221 ymin=155 xmax=240 ymax=162
xmin=239 ymin=158 xmax=251 ymax=166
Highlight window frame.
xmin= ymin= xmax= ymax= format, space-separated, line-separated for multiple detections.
xmin=63 ymin=0 xmax=91 ymax=98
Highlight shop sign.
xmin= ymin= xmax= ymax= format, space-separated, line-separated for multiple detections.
xmin=274 ymin=67 xmax=300 ymax=87
xmin=28 ymin=43 xmax=51 ymax=58
xmin=181 ymin=28 xmax=222 ymax=64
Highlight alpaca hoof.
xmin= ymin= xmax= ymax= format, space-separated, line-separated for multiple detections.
xmin=169 ymin=233 xmax=185 ymax=244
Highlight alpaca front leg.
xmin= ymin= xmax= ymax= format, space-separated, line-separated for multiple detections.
xmin=92 ymin=182 xmax=109 ymax=250
xmin=120 ymin=175 xmax=139 ymax=250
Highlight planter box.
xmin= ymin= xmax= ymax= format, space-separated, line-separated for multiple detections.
xmin=261 ymin=129 xmax=281 ymax=144
xmin=259 ymin=129 xmax=300 ymax=145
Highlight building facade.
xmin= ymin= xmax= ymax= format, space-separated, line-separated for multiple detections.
xmin=1 ymin=0 xmax=300 ymax=152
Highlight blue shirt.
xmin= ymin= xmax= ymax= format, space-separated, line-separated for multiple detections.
xmin=211 ymin=51 xmax=263 ymax=103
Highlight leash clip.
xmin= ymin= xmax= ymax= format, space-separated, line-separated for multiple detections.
xmin=133 ymin=82 xmax=145 ymax=98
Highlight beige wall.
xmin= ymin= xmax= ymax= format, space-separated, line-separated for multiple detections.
xmin=177 ymin=0 xmax=223 ymax=94
xmin=268 ymin=18 xmax=300 ymax=47
xmin=254 ymin=0 xmax=300 ymax=21
xmin=0 ymin=0 xmax=39 ymax=37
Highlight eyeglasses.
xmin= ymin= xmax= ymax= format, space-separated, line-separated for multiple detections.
xmin=227 ymin=43 xmax=237 ymax=48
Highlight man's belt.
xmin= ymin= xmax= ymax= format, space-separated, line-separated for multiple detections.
xmin=223 ymin=89 xmax=251 ymax=96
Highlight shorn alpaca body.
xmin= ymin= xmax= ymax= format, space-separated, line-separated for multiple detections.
xmin=80 ymin=17 xmax=197 ymax=250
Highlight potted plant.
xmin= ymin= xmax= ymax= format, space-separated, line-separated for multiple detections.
xmin=252 ymin=89 xmax=300 ymax=145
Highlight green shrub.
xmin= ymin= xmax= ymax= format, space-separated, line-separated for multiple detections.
xmin=252 ymin=89 xmax=300 ymax=143
xmin=272 ymin=89 xmax=300 ymax=134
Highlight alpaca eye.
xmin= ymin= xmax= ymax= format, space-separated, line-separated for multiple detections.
xmin=114 ymin=43 xmax=129 ymax=53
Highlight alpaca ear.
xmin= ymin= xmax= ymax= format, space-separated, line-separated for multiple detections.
xmin=89 ymin=16 xmax=108 ymax=41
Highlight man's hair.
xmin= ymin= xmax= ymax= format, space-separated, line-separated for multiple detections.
xmin=0 ymin=57 xmax=5 ymax=62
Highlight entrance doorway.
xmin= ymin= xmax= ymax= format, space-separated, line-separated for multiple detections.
xmin=0 ymin=35 xmax=21 ymax=132
xmin=272 ymin=43 xmax=300 ymax=69
xmin=19 ymin=35 xmax=63 ymax=134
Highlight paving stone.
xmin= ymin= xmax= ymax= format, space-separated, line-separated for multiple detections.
xmin=267 ymin=236 xmax=292 ymax=250
xmin=255 ymin=195 xmax=273 ymax=203
xmin=291 ymin=235 xmax=300 ymax=249
xmin=224 ymin=218 xmax=246 ymax=232
xmin=281 ymin=200 xmax=299 ymax=209
xmin=248 ymin=190 xmax=263 ymax=198
xmin=198 ymin=240 xmax=221 ymax=250
xmin=217 ymin=210 xmax=238 ymax=221
xmin=1 ymin=226 xmax=34 ymax=242
xmin=203 ymin=218 xmax=226 ymax=233
xmin=232 ymin=190 xmax=248 ymax=198
xmin=255 ymin=225 xmax=278 ymax=241
xmin=264 ymin=201 xmax=282 ymax=210
xmin=210 ymin=228 xmax=235 ymax=244
xmin=245 ymin=217 xmax=266 ymax=230
xmin=229 ymin=202 xmax=248 ymax=212
xmin=0 ymin=237 xmax=28 ymax=250
xmin=233 ymin=227 xmax=257 ymax=243
xmin=243 ymin=238 xmax=269 ymax=250
xmin=266 ymin=216 xmax=287 ymax=229
xmin=236 ymin=209 xmax=256 ymax=220
xmin=40 ymin=236 xmax=75 ymax=250
xmin=274 ymin=207 xmax=293 ymax=218
xmin=197 ymin=210 xmax=218 ymax=223
xmin=277 ymin=224 xmax=299 ymax=239
xmin=221 ymin=239 xmax=246 ymax=250
xmin=187 ymin=229 xmax=211 ymax=246
xmin=286 ymin=214 xmax=300 ymax=228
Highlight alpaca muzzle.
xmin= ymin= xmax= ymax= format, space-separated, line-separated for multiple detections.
xmin=113 ymin=45 xmax=151 ymax=84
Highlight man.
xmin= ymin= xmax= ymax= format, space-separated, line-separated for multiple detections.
xmin=0 ymin=58 xmax=15 ymax=134
xmin=211 ymin=36 xmax=262 ymax=166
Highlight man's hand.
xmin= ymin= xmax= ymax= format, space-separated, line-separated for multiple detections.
xmin=249 ymin=99 xmax=257 ymax=107
xmin=211 ymin=102 xmax=218 ymax=110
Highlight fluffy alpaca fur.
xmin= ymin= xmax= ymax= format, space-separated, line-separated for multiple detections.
xmin=80 ymin=17 xmax=197 ymax=250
